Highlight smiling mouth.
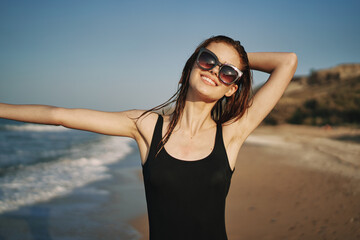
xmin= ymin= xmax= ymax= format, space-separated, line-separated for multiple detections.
xmin=201 ymin=75 xmax=217 ymax=86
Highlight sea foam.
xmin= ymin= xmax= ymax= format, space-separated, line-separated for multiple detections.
xmin=0 ymin=136 xmax=134 ymax=214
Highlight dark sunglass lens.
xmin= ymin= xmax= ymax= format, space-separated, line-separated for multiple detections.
xmin=198 ymin=51 xmax=216 ymax=70
xmin=219 ymin=66 xmax=237 ymax=84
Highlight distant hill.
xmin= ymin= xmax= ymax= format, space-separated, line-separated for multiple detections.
xmin=263 ymin=63 xmax=360 ymax=127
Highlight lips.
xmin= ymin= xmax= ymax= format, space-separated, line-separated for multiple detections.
xmin=200 ymin=74 xmax=218 ymax=86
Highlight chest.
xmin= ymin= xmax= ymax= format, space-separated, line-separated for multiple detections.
xmin=163 ymin=126 xmax=217 ymax=161
xmin=143 ymin=151 xmax=232 ymax=196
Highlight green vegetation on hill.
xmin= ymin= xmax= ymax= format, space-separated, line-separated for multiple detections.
xmin=263 ymin=64 xmax=360 ymax=127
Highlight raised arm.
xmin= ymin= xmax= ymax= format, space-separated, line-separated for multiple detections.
xmin=247 ymin=52 xmax=297 ymax=132
xmin=233 ymin=52 xmax=298 ymax=138
xmin=0 ymin=103 xmax=141 ymax=139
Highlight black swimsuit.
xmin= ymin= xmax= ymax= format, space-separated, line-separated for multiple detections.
xmin=142 ymin=115 xmax=234 ymax=240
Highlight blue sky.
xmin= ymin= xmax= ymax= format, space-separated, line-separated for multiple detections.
xmin=1 ymin=0 xmax=359 ymax=110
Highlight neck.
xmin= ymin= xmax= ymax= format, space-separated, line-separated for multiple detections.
xmin=177 ymin=97 xmax=217 ymax=137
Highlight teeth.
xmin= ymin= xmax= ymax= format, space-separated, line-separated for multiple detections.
xmin=202 ymin=76 xmax=216 ymax=86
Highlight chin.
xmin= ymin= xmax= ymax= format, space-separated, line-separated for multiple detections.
xmin=187 ymin=85 xmax=220 ymax=103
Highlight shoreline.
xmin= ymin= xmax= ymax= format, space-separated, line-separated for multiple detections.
xmin=130 ymin=124 xmax=360 ymax=240
xmin=0 ymin=141 xmax=146 ymax=240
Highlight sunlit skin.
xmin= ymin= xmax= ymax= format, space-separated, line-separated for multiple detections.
xmin=0 ymin=41 xmax=298 ymax=172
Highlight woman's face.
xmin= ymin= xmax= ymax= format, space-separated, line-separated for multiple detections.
xmin=188 ymin=42 xmax=241 ymax=102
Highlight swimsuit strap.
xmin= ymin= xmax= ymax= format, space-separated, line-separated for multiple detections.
xmin=144 ymin=114 xmax=163 ymax=165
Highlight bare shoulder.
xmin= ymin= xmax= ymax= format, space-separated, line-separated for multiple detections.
xmin=129 ymin=110 xmax=160 ymax=141
xmin=129 ymin=110 xmax=161 ymax=163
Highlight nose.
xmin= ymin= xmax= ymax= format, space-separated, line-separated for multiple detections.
xmin=209 ymin=65 xmax=220 ymax=77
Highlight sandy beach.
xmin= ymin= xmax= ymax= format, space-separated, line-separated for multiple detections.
xmin=130 ymin=124 xmax=360 ymax=240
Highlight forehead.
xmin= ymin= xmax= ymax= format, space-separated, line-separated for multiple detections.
xmin=205 ymin=42 xmax=242 ymax=69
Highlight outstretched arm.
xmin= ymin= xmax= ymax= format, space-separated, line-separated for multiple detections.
xmin=0 ymin=103 xmax=141 ymax=138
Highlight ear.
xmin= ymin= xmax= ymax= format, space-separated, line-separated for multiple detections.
xmin=224 ymin=84 xmax=238 ymax=97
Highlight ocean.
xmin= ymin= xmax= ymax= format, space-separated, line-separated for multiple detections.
xmin=0 ymin=119 xmax=146 ymax=239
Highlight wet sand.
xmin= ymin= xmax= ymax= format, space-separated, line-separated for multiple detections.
xmin=130 ymin=124 xmax=360 ymax=240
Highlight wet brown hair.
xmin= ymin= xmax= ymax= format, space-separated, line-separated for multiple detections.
xmin=142 ymin=35 xmax=252 ymax=152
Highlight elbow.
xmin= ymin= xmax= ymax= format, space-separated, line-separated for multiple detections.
xmin=281 ymin=52 xmax=298 ymax=79
xmin=288 ymin=52 xmax=298 ymax=70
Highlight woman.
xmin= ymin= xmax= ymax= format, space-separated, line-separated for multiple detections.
xmin=0 ymin=35 xmax=297 ymax=239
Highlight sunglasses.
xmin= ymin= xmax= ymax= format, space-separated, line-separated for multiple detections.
xmin=196 ymin=48 xmax=243 ymax=85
